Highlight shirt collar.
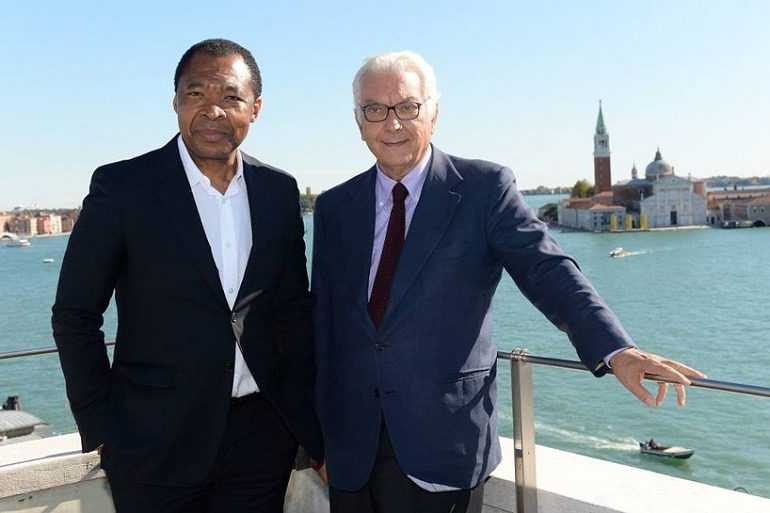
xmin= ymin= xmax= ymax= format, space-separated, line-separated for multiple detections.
xmin=375 ymin=145 xmax=432 ymax=204
xmin=177 ymin=135 xmax=244 ymax=189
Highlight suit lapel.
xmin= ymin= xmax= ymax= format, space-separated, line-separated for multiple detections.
xmin=239 ymin=160 xmax=270 ymax=300
xmin=381 ymin=148 xmax=462 ymax=328
xmin=337 ymin=168 xmax=377 ymax=325
xmin=153 ymin=137 xmax=229 ymax=310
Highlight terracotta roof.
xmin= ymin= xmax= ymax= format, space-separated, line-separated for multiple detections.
xmin=565 ymin=198 xmax=594 ymax=209
xmin=589 ymin=204 xmax=623 ymax=211
xmin=748 ymin=194 xmax=770 ymax=205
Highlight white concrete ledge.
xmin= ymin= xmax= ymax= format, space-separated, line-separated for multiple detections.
xmin=2 ymin=434 xmax=769 ymax=513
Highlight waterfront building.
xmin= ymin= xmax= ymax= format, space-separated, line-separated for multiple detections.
xmin=748 ymin=195 xmax=770 ymax=226
xmin=0 ymin=214 xmax=12 ymax=232
xmin=706 ymin=187 xmax=770 ymax=226
xmin=35 ymin=216 xmax=50 ymax=235
xmin=559 ymin=105 xmax=707 ymax=231
xmin=35 ymin=214 xmax=62 ymax=235
xmin=613 ymin=149 xmax=707 ymax=229
xmin=6 ymin=216 xmax=38 ymax=236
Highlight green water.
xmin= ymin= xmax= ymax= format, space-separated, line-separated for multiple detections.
xmin=1 ymin=195 xmax=768 ymax=498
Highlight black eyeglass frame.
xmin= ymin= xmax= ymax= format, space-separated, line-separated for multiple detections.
xmin=360 ymin=100 xmax=423 ymax=122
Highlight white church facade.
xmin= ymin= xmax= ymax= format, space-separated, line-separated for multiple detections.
xmin=558 ymin=105 xmax=707 ymax=231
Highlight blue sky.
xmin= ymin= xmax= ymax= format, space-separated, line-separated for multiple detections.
xmin=1 ymin=1 xmax=768 ymax=209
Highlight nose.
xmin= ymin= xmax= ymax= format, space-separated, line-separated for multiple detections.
xmin=382 ymin=109 xmax=402 ymax=130
xmin=201 ymin=102 xmax=226 ymax=119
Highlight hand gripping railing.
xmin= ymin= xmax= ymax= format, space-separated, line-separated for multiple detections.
xmin=497 ymin=348 xmax=770 ymax=513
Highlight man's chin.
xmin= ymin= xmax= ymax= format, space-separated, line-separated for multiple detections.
xmin=189 ymin=143 xmax=236 ymax=160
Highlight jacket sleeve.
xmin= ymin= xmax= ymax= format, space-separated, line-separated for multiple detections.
xmin=485 ymin=166 xmax=635 ymax=374
xmin=274 ymin=185 xmax=314 ymax=385
xmin=52 ymin=166 xmax=124 ymax=452
xmin=310 ymin=194 xmax=330 ymax=388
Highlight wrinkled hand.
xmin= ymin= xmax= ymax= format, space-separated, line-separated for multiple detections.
xmin=610 ymin=348 xmax=706 ymax=407
xmin=312 ymin=461 xmax=328 ymax=485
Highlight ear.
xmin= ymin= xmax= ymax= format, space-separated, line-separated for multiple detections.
xmin=355 ymin=110 xmax=365 ymax=141
xmin=172 ymin=94 xmax=178 ymax=114
xmin=430 ymin=103 xmax=439 ymax=132
xmin=251 ymin=98 xmax=262 ymax=123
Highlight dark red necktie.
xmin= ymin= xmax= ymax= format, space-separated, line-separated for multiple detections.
xmin=368 ymin=182 xmax=408 ymax=328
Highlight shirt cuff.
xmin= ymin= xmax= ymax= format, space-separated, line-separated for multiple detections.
xmin=603 ymin=347 xmax=632 ymax=369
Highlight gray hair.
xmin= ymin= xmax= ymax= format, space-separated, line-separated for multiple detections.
xmin=352 ymin=51 xmax=440 ymax=120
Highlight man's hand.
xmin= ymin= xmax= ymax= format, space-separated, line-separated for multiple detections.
xmin=312 ymin=460 xmax=328 ymax=485
xmin=610 ymin=348 xmax=706 ymax=407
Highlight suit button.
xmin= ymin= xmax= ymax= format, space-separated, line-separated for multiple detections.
xmin=374 ymin=388 xmax=380 ymax=398
xmin=231 ymin=314 xmax=238 ymax=324
xmin=225 ymin=363 xmax=233 ymax=371
xmin=374 ymin=342 xmax=385 ymax=351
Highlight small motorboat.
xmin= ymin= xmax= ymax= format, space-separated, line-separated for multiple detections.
xmin=42 ymin=258 xmax=55 ymax=263
xmin=609 ymin=247 xmax=627 ymax=257
xmin=639 ymin=439 xmax=694 ymax=459
xmin=5 ymin=238 xmax=31 ymax=247
xmin=0 ymin=395 xmax=49 ymax=446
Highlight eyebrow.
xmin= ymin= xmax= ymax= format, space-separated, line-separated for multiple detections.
xmin=183 ymin=80 xmax=204 ymax=90
xmin=362 ymin=96 xmax=419 ymax=105
xmin=182 ymin=80 xmax=243 ymax=93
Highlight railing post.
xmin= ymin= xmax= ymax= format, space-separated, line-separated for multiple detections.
xmin=510 ymin=348 xmax=538 ymax=513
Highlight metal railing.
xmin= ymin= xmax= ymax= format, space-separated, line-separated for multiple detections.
xmin=0 ymin=341 xmax=116 ymax=361
xmin=3 ymin=344 xmax=770 ymax=512
xmin=498 ymin=348 xmax=770 ymax=513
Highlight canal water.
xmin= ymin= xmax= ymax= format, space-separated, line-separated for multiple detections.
xmin=1 ymin=195 xmax=768 ymax=497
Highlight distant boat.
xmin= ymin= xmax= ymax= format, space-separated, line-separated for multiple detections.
xmin=609 ymin=247 xmax=628 ymax=257
xmin=0 ymin=395 xmax=49 ymax=446
xmin=639 ymin=439 xmax=694 ymax=459
xmin=42 ymin=258 xmax=55 ymax=263
xmin=5 ymin=238 xmax=31 ymax=248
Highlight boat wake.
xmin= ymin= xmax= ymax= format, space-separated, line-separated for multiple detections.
xmin=609 ymin=247 xmax=646 ymax=258
xmin=536 ymin=422 xmax=638 ymax=452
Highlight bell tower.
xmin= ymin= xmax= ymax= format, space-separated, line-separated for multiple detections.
xmin=593 ymin=101 xmax=612 ymax=193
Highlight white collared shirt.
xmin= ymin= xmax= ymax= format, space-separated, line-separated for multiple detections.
xmin=177 ymin=136 xmax=259 ymax=398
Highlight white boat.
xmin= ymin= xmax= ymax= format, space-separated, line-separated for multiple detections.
xmin=42 ymin=258 xmax=55 ymax=263
xmin=639 ymin=439 xmax=694 ymax=459
xmin=609 ymin=247 xmax=627 ymax=257
xmin=5 ymin=238 xmax=30 ymax=248
xmin=0 ymin=396 xmax=49 ymax=446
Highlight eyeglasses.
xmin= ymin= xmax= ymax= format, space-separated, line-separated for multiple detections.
xmin=360 ymin=101 xmax=422 ymax=122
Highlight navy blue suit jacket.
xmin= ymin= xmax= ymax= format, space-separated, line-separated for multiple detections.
xmin=53 ymin=137 xmax=323 ymax=486
xmin=312 ymin=146 xmax=634 ymax=490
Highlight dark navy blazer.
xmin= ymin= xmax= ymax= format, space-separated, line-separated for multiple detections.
xmin=312 ymin=146 xmax=634 ymax=490
xmin=53 ymin=137 xmax=323 ymax=486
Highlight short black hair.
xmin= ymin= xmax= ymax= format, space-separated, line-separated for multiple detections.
xmin=174 ymin=38 xmax=262 ymax=98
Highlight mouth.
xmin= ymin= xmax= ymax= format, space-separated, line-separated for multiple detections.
xmin=194 ymin=128 xmax=230 ymax=143
xmin=381 ymin=140 xmax=408 ymax=147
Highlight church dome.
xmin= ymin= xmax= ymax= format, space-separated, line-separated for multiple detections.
xmin=645 ymin=148 xmax=673 ymax=180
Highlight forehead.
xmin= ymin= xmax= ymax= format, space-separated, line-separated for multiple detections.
xmin=359 ymin=69 xmax=424 ymax=103
xmin=178 ymin=53 xmax=252 ymax=91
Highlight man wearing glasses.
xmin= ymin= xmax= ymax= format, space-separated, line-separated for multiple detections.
xmin=311 ymin=51 xmax=704 ymax=513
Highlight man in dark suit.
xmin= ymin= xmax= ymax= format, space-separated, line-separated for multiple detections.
xmin=52 ymin=39 xmax=322 ymax=513
xmin=311 ymin=51 xmax=704 ymax=513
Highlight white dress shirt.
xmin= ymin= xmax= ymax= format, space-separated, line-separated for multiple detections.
xmin=177 ymin=136 xmax=259 ymax=398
